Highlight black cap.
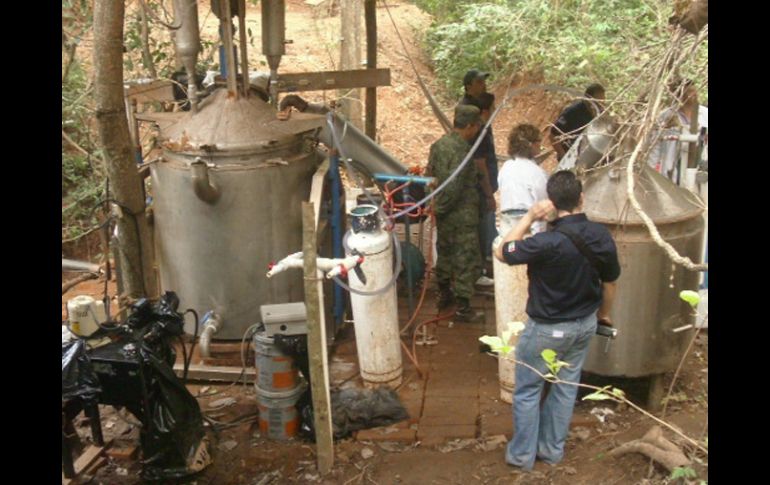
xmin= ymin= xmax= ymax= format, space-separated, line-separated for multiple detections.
xmin=463 ymin=69 xmax=490 ymax=87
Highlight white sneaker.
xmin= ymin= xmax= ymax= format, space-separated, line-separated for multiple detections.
xmin=476 ymin=275 xmax=494 ymax=286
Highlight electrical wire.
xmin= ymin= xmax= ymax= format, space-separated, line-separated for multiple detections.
xmin=184 ymin=309 xmax=200 ymax=381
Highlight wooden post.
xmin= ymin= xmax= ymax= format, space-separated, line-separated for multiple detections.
xmin=340 ymin=0 xmax=363 ymax=128
xmin=364 ymin=0 xmax=377 ymax=140
xmin=302 ymin=202 xmax=334 ymax=475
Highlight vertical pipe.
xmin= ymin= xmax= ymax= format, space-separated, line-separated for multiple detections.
xmin=330 ymin=155 xmax=344 ymax=327
xmin=218 ymin=25 xmax=227 ymax=77
xmin=403 ymin=185 xmax=413 ymax=316
xmin=237 ymin=0 xmax=250 ymax=97
xmin=220 ymin=0 xmax=238 ymax=98
xmin=364 ymin=0 xmax=377 ymax=140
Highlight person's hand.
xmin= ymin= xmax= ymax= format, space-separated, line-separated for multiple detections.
xmin=486 ymin=196 xmax=496 ymax=212
xmin=529 ymin=200 xmax=555 ymax=221
xmin=597 ymin=316 xmax=613 ymax=327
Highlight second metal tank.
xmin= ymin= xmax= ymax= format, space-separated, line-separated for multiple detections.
xmin=581 ymin=164 xmax=705 ymax=377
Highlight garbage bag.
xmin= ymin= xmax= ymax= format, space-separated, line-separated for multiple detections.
xmin=137 ymin=343 xmax=211 ymax=481
xmin=299 ymin=387 xmax=409 ymax=441
xmin=62 ymin=339 xmax=101 ymax=401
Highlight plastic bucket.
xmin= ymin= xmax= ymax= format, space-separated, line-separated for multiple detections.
xmin=254 ymin=331 xmax=299 ymax=392
xmin=349 ymin=204 xmax=379 ymax=233
xmin=255 ymin=384 xmax=305 ymax=440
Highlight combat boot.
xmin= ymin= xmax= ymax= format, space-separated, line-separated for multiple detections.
xmin=454 ymin=297 xmax=484 ymax=323
xmin=437 ymin=283 xmax=455 ymax=311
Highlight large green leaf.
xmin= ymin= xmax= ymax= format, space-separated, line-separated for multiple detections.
xmin=679 ymin=290 xmax=701 ymax=308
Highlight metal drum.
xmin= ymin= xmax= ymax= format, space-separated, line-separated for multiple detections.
xmin=582 ymin=164 xmax=705 ymax=377
xmin=151 ymin=88 xmax=325 ymax=338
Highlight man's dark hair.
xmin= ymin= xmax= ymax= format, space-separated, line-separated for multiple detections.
xmin=585 ymin=83 xmax=605 ymax=98
xmin=507 ymin=124 xmax=541 ymax=158
xmin=547 ymin=170 xmax=583 ymax=212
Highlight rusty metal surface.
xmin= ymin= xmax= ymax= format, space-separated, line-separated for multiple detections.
xmin=583 ymin=163 xmax=704 ymax=225
xmin=581 ymin=165 xmax=705 ymax=377
xmin=157 ymin=88 xmax=324 ymax=152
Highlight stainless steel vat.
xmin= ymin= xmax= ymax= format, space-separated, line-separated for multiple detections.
xmin=582 ymin=164 xmax=705 ymax=377
xmin=151 ymin=88 xmax=325 ymax=339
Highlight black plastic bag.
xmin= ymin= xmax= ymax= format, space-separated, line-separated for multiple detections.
xmin=300 ymin=386 xmax=410 ymax=440
xmin=138 ymin=343 xmax=210 ymax=481
xmin=62 ymin=339 xmax=101 ymax=401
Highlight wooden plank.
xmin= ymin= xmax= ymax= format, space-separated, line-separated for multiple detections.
xmin=275 ymin=69 xmax=390 ymax=93
xmin=106 ymin=444 xmax=139 ymax=461
xmin=73 ymin=445 xmax=104 ymax=475
xmin=365 ymin=0 xmax=378 ymax=140
xmin=125 ymin=80 xmax=175 ymax=104
xmin=302 ymin=202 xmax=334 ymax=475
xmin=82 ymin=456 xmax=108 ymax=477
xmin=173 ymin=363 xmax=256 ymax=382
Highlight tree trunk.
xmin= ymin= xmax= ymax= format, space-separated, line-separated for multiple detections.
xmin=139 ymin=2 xmax=158 ymax=78
xmin=93 ymin=0 xmax=158 ymax=300
xmin=339 ymin=0 xmax=362 ymax=128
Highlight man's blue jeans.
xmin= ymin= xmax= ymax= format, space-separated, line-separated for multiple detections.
xmin=506 ymin=313 xmax=597 ymax=470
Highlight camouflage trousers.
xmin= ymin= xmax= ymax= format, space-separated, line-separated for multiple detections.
xmin=435 ymin=217 xmax=482 ymax=300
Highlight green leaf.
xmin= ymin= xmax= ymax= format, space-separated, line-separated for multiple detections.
xmin=670 ymin=467 xmax=697 ymax=480
xmin=679 ymin=290 xmax=701 ymax=308
xmin=582 ymin=391 xmax=613 ymax=401
xmin=541 ymin=349 xmax=557 ymax=364
xmin=611 ymin=387 xmax=626 ymax=399
xmin=479 ymin=335 xmax=502 ymax=349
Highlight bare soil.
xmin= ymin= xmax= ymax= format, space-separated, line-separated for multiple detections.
xmin=63 ymin=2 xmax=707 ymax=484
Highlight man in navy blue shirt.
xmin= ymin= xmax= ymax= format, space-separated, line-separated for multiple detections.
xmin=549 ymin=83 xmax=605 ymax=161
xmin=494 ymin=170 xmax=620 ymax=470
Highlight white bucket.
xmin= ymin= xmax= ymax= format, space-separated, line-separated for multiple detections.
xmin=255 ymin=384 xmax=305 ymax=440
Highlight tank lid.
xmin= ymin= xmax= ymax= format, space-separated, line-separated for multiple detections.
xmin=583 ymin=163 xmax=704 ymax=225
xmin=157 ymin=88 xmax=325 ymax=152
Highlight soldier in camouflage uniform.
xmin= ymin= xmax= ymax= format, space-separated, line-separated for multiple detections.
xmin=427 ymin=104 xmax=485 ymax=322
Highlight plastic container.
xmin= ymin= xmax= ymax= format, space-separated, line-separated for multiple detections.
xmin=255 ymin=384 xmax=305 ymax=440
xmin=254 ymin=330 xmax=300 ymax=392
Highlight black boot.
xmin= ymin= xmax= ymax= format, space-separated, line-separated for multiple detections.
xmin=455 ymin=297 xmax=484 ymax=323
xmin=437 ymin=283 xmax=455 ymax=311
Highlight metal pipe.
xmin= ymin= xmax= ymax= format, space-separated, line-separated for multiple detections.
xmin=62 ymin=258 xmax=102 ymax=273
xmin=199 ymin=312 xmax=222 ymax=358
xmin=220 ymin=0 xmax=238 ymax=98
xmin=237 ymin=0 xmax=250 ymax=97
xmin=261 ymin=0 xmax=285 ymax=105
xmin=190 ymin=159 xmax=221 ymax=203
xmin=320 ymin=111 xmax=407 ymax=176
xmin=172 ymin=0 xmax=201 ymax=112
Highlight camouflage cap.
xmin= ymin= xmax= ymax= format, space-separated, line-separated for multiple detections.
xmin=454 ymin=104 xmax=481 ymax=127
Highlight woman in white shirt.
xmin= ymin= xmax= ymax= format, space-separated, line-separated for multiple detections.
xmin=497 ymin=124 xmax=549 ymax=235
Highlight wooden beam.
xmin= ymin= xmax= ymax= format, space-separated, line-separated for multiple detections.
xmin=275 ymin=69 xmax=390 ymax=93
xmin=173 ymin=363 xmax=256 ymax=382
xmin=364 ymin=0 xmax=377 ymax=140
xmin=124 ymin=80 xmax=175 ymax=104
xmin=302 ymin=202 xmax=334 ymax=475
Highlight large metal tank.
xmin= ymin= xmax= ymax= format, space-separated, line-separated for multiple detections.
xmin=151 ymin=88 xmax=325 ymax=339
xmin=582 ymin=164 xmax=705 ymax=377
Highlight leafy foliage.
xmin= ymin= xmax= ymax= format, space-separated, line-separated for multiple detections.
xmin=417 ymin=0 xmax=708 ymax=103
xmin=670 ymin=466 xmax=698 ymax=480
xmin=62 ymin=16 xmax=105 ymax=243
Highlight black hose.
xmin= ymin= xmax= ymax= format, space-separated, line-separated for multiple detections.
xmin=185 ymin=309 xmax=199 ymax=376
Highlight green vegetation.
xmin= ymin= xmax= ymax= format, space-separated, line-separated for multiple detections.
xmin=416 ymin=0 xmax=707 ymax=102
xmin=62 ymin=0 xmax=105 ymax=244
